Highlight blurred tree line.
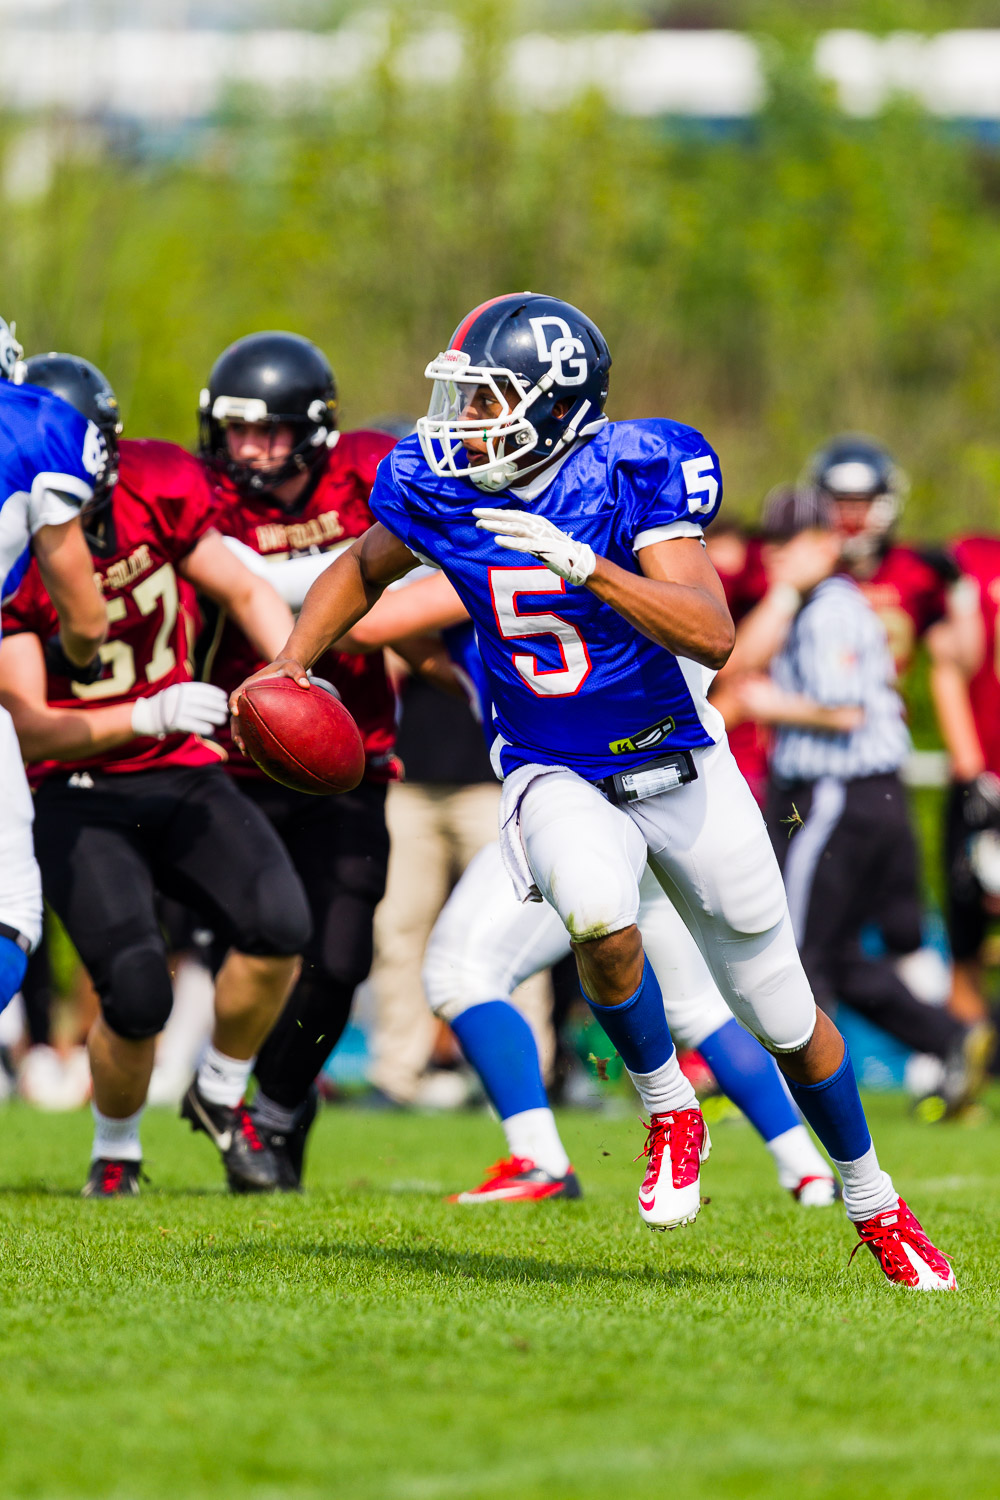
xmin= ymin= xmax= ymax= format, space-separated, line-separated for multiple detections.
xmin=4 ymin=3 xmax=1000 ymax=536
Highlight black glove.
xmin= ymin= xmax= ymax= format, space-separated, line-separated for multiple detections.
xmin=43 ymin=635 xmax=106 ymax=685
xmin=959 ymin=772 xmax=1000 ymax=832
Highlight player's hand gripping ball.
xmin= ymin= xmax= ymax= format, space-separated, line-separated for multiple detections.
xmin=236 ymin=677 xmax=365 ymax=795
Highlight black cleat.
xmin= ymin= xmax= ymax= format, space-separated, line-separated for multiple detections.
xmin=252 ymin=1084 xmax=319 ymax=1192
xmin=81 ymin=1158 xmax=143 ymax=1198
xmin=180 ymin=1079 xmax=281 ymax=1193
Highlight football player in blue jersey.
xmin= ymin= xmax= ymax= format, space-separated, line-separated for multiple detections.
xmin=343 ymin=574 xmax=838 ymax=1208
xmin=0 ymin=315 xmax=107 ymax=1018
xmin=234 ymin=293 xmax=954 ymax=1289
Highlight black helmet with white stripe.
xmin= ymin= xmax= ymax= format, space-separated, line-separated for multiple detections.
xmin=199 ymin=331 xmax=338 ymax=493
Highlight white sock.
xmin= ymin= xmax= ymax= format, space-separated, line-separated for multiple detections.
xmin=91 ymin=1104 xmax=144 ymax=1163
xmin=502 ymin=1107 xmax=571 ymax=1177
xmin=832 ymin=1143 xmax=898 ymax=1221
xmin=197 ymin=1045 xmax=253 ymax=1108
xmin=766 ymin=1124 xmax=834 ymax=1191
xmin=627 ymin=1051 xmax=698 ymax=1118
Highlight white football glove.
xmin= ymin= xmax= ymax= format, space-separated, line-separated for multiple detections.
xmin=131 ymin=683 xmax=230 ymax=740
xmin=472 ymin=507 xmax=597 ymax=587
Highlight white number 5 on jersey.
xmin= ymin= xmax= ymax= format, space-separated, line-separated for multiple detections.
xmin=681 ymin=455 xmax=719 ymax=516
xmin=489 ymin=567 xmax=592 ymax=697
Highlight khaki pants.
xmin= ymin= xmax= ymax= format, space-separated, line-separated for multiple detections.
xmin=369 ymin=780 xmax=552 ymax=1102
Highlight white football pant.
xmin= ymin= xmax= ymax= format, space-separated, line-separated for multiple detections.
xmin=424 ymin=840 xmax=732 ymax=1051
xmin=501 ymin=738 xmax=816 ymax=1055
xmin=0 ymin=704 xmax=43 ymax=950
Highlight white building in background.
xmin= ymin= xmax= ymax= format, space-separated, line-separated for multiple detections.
xmin=2 ymin=13 xmax=1000 ymax=125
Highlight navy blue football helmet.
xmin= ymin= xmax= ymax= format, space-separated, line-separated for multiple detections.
xmin=417 ymin=293 xmax=611 ymax=492
xmin=804 ymin=433 xmax=908 ymax=552
xmin=16 ymin=353 xmax=121 ymax=523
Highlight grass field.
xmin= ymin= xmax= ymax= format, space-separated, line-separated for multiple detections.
xmin=1 ymin=1095 xmax=998 ymax=1500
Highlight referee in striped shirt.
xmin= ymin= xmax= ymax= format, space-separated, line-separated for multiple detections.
xmin=733 ymin=488 xmax=980 ymax=1104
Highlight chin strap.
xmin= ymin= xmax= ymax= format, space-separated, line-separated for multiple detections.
xmin=470 ymin=405 xmax=609 ymax=494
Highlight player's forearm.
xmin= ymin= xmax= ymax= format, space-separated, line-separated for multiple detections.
xmin=278 ymin=549 xmax=384 ymax=671
xmin=587 ymin=554 xmax=734 ymax=669
xmin=3 ymin=699 xmax=135 ymax=762
xmin=930 ymin=657 xmax=985 ymax=779
xmin=763 ymin=693 xmax=864 ymax=733
xmin=34 ymin=520 xmax=107 ymax=665
xmin=224 ymin=576 xmax=296 ymax=663
xmin=391 ymin=635 xmax=467 ymax=699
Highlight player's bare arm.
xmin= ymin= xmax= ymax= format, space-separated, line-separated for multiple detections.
xmin=0 ymin=632 xmax=134 ymax=762
xmin=612 ymin=535 xmax=735 ymax=668
xmin=734 ymin=675 xmax=864 ymax=734
xmin=33 ymin=517 xmax=107 ymax=666
xmin=180 ymin=529 xmax=295 ymax=662
xmin=230 ymin=522 xmax=418 ymax=709
xmin=927 ymin=614 xmax=987 ymax=781
xmin=337 ymin=570 xmax=468 ymax=652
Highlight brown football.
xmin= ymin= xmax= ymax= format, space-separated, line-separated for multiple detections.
xmin=237 ymin=677 xmax=365 ymax=795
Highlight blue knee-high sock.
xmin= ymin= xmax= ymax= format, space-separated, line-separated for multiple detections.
xmin=697 ymin=1018 xmax=800 ymax=1144
xmin=450 ymin=1000 xmax=548 ymax=1121
xmin=0 ymin=934 xmax=27 ymax=1018
xmin=785 ymin=1049 xmax=872 ymax=1163
xmin=586 ymin=960 xmax=674 ymax=1075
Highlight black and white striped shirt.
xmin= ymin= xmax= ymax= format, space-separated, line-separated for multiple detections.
xmin=770 ymin=576 xmax=910 ymax=783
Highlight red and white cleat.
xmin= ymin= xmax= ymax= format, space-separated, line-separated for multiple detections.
xmin=791 ymin=1173 xmax=840 ymax=1208
xmin=850 ymin=1198 xmax=956 ymax=1290
xmin=448 ymin=1156 xmax=582 ymax=1205
xmin=636 ymin=1109 xmax=710 ymax=1230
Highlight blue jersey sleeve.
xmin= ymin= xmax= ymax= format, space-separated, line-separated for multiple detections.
xmin=368 ymin=444 xmax=424 ymax=557
xmin=32 ymin=401 xmax=100 ymax=523
xmin=611 ymin=420 xmax=722 ymax=552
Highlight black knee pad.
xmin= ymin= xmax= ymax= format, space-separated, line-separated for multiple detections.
xmin=314 ymin=890 xmax=381 ymax=991
xmin=230 ymin=864 xmax=312 ymax=957
xmin=101 ymin=939 xmax=174 ymax=1040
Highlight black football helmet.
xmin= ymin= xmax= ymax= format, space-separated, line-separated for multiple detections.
xmin=0 ymin=316 xmax=23 ymax=381
xmin=417 ymin=292 xmax=611 ymax=492
xmin=803 ymin=434 xmax=908 ymax=555
xmin=199 ymin=331 xmax=338 ymax=493
xmin=15 ymin=353 xmax=122 ymax=525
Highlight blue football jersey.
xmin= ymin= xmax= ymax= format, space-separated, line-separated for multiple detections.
xmin=370 ymin=419 xmax=726 ymax=781
xmin=0 ymin=380 xmax=98 ymax=614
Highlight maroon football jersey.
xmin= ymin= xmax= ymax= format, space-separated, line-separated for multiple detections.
xmin=716 ymin=534 xmax=768 ymax=624
xmin=4 ymin=438 xmax=223 ymax=784
xmin=856 ymin=545 xmax=947 ymax=675
xmin=953 ymin=536 xmax=1000 ymax=777
xmin=204 ymin=429 xmax=398 ymax=782
xmin=710 ymin=535 xmax=770 ymax=801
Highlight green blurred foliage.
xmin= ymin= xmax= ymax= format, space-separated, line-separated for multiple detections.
xmin=3 ymin=5 xmax=1000 ymax=539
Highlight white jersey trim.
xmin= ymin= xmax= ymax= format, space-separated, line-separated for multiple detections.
xmin=674 ymin=654 xmax=725 ymax=742
xmin=633 ymin=521 xmax=705 ymax=552
xmin=29 ymin=472 xmax=93 ymax=529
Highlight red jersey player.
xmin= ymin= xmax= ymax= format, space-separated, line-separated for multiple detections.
xmin=0 ymin=354 xmax=311 ymax=1195
xmin=196 ymin=332 xmax=399 ymax=1185
xmin=929 ymin=535 xmax=1000 ymax=1061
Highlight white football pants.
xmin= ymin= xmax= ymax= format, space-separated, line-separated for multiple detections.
xmin=502 ymin=738 xmax=816 ymax=1054
xmin=0 ymin=704 xmax=43 ymax=950
xmin=424 ymin=840 xmax=732 ymax=1051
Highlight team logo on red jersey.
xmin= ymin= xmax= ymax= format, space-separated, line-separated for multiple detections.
xmin=254 ymin=511 xmax=344 ymax=554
